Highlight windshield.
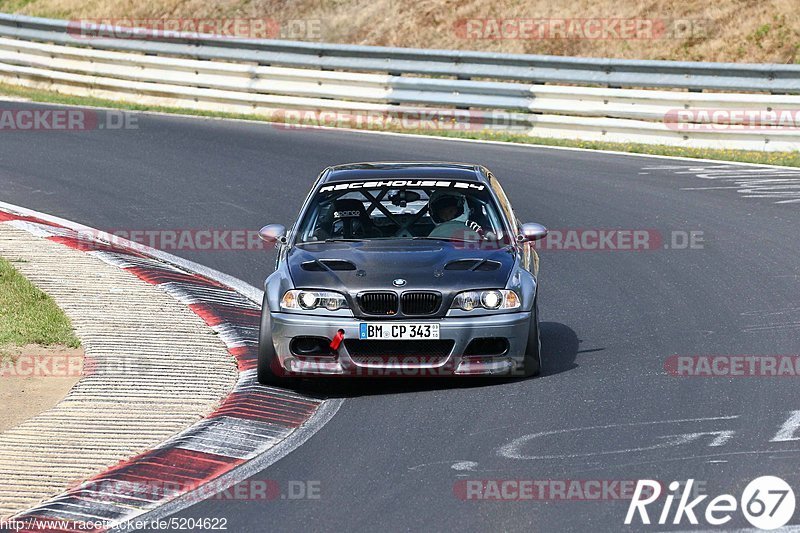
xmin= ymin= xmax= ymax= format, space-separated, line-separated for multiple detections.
xmin=294 ymin=181 xmax=509 ymax=244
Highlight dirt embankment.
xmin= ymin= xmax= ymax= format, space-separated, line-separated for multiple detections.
xmin=3 ymin=0 xmax=799 ymax=63
xmin=0 ymin=345 xmax=84 ymax=432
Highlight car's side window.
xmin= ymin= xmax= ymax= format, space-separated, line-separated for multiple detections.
xmin=489 ymin=173 xmax=536 ymax=272
xmin=488 ymin=173 xmax=518 ymax=234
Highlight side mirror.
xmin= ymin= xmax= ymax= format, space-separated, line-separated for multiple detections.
xmin=518 ymin=222 xmax=548 ymax=242
xmin=258 ymin=224 xmax=287 ymax=245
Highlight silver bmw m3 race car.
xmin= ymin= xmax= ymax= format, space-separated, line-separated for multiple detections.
xmin=256 ymin=162 xmax=548 ymax=382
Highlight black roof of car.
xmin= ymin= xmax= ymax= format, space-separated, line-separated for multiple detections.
xmin=322 ymin=162 xmax=486 ymax=183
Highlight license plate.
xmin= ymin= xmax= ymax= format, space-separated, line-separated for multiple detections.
xmin=359 ymin=323 xmax=440 ymax=340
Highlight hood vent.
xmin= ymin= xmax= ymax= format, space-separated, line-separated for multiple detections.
xmin=301 ymin=259 xmax=357 ymax=271
xmin=444 ymin=259 xmax=501 ymax=272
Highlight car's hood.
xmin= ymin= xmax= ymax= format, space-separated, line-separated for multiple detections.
xmin=287 ymin=240 xmax=516 ymax=297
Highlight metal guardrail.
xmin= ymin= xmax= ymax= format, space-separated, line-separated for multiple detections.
xmin=1 ymin=13 xmax=800 ymax=92
xmin=0 ymin=13 xmax=799 ymax=150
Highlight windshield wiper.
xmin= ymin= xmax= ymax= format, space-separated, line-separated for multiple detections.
xmin=296 ymin=238 xmax=364 ymax=245
xmin=411 ymin=236 xmax=472 ymax=243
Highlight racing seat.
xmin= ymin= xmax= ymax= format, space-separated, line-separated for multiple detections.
xmin=328 ymin=198 xmax=381 ymax=239
xmin=465 ymin=197 xmax=491 ymax=232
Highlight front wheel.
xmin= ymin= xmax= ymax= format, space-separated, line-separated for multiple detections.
xmin=257 ymin=294 xmax=290 ymax=385
xmin=521 ymin=297 xmax=542 ymax=378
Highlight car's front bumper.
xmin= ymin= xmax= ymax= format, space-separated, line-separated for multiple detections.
xmin=270 ymin=311 xmax=532 ymax=377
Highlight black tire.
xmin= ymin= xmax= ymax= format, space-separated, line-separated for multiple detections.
xmin=522 ymin=296 xmax=542 ymax=378
xmin=257 ymin=293 xmax=288 ymax=385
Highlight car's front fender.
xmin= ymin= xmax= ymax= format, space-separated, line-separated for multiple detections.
xmin=264 ymin=266 xmax=294 ymax=314
xmin=506 ymin=264 xmax=537 ymax=313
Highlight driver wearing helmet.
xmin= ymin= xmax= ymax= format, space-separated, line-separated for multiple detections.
xmin=428 ymin=191 xmax=483 ymax=240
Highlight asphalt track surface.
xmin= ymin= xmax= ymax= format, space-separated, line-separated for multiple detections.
xmin=1 ymin=102 xmax=799 ymax=532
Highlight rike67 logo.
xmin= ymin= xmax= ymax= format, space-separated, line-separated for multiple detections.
xmin=625 ymin=476 xmax=796 ymax=530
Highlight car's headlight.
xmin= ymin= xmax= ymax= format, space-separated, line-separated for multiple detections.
xmin=451 ymin=289 xmax=520 ymax=311
xmin=281 ymin=290 xmax=349 ymax=311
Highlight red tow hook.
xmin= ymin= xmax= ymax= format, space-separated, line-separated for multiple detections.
xmin=330 ymin=329 xmax=345 ymax=353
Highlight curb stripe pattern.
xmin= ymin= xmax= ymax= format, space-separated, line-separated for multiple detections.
xmin=1 ymin=210 xmax=325 ymax=532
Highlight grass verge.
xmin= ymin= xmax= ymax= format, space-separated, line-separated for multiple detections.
xmin=0 ymin=256 xmax=81 ymax=358
xmin=1 ymin=82 xmax=799 ymax=168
